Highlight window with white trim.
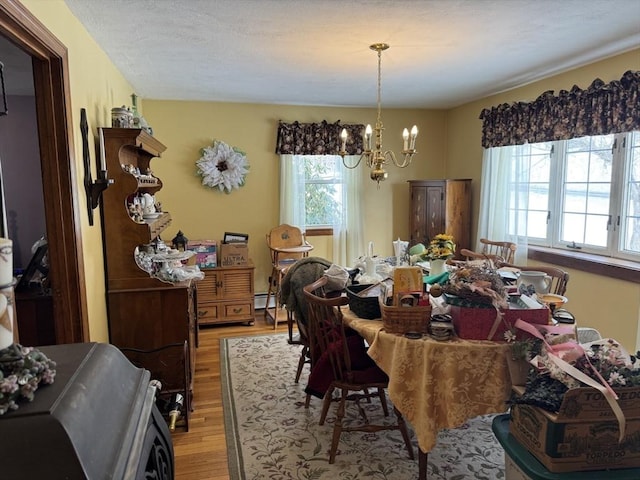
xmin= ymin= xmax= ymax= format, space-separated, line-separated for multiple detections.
xmin=300 ymin=155 xmax=343 ymax=228
xmin=506 ymin=131 xmax=640 ymax=261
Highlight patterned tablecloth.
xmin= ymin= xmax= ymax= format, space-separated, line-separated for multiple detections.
xmin=343 ymin=308 xmax=511 ymax=453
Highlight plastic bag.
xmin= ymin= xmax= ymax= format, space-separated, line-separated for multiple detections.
xmin=323 ymin=264 xmax=349 ymax=292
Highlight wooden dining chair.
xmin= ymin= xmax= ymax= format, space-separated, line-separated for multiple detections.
xmin=459 ymin=248 xmax=505 ymax=265
xmin=500 ymin=264 xmax=570 ymax=296
xmin=302 ymin=276 xmax=414 ymax=464
xmin=479 ymin=238 xmax=517 ymax=264
xmin=265 ymin=224 xmax=313 ymax=329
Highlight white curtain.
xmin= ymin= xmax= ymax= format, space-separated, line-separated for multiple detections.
xmin=333 ymin=156 xmax=363 ymax=268
xmin=279 ymin=155 xmax=363 ymax=268
xmin=477 ymin=146 xmax=529 ymax=264
xmin=279 ymin=154 xmax=305 ymax=228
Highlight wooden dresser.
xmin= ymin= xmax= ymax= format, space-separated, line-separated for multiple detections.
xmin=197 ymin=262 xmax=255 ymax=326
xmin=408 ymin=179 xmax=472 ymax=258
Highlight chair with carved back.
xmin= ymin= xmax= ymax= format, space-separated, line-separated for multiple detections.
xmin=302 ymin=276 xmax=414 ymax=464
xmin=479 ymin=238 xmax=517 ymax=265
xmin=265 ymin=224 xmax=313 ymax=329
xmin=459 ymin=248 xmax=505 ymax=266
xmin=500 ymin=263 xmax=570 ymax=296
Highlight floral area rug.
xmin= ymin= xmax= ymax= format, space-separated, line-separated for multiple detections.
xmin=221 ymin=334 xmax=505 ymax=480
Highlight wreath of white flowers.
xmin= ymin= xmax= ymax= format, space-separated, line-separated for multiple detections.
xmin=196 ymin=140 xmax=249 ymax=193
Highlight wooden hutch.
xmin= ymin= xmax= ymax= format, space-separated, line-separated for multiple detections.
xmin=100 ymin=128 xmax=196 ymax=425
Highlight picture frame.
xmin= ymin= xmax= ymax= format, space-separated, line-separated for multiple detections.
xmin=223 ymin=232 xmax=249 ymax=244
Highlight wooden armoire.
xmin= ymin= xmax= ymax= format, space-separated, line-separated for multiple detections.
xmin=408 ymin=179 xmax=472 ymax=259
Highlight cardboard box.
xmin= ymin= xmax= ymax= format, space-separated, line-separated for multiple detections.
xmin=509 ymin=386 xmax=640 ymax=472
xmin=447 ymin=295 xmax=549 ymax=341
xmin=187 ymin=240 xmax=217 ymax=268
xmin=219 ymin=242 xmax=248 ymax=266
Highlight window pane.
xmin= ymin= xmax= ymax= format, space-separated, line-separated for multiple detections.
xmin=586 ymin=183 xmax=610 ymax=215
xmin=560 ymin=134 xmax=613 ymax=249
xmin=304 ymin=155 xmax=338 ymax=181
xmin=584 ymin=214 xmax=609 ymax=247
xmin=300 ymin=155 xmax=343 ymax=228
xmin=564 ymin=183 xmax=587 ymax=212
xmin=304 ymin=183 xmax=341 ymax=226
xmin=621 ymin=132 xmax=640 ymax=254
xmin=508 ymin=143 xmax=552 ymax=241
xmin=526 ymin=211 xmax=548 ymax=239
xmin=561 ymin=213 xmax=585 ymax=243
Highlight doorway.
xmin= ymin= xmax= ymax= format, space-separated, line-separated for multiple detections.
xmin=0 ymin=0 xmax=88 ymax=344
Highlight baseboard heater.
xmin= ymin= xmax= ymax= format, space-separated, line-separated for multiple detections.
xmin=254 ymin=292 xmax=276 ymax=310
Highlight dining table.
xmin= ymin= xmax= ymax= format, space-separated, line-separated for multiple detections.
xmin=342 ymin=308 xmax=512 ymax=480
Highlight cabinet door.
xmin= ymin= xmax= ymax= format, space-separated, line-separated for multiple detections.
xmin=410 ymin=185 xmax=429 ymax=246
xmin=197 ymin=270 xmax=221 ymax=300
xmin=425 ymin=184 xmax=446 ymax=242
xmin=220 ymin=268 xmax=253 ymax=299
xmin=196 ymin=270 xmax=221 ymax=325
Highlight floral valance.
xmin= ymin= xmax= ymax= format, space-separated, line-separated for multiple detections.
xmin=275 ymin=120 xmax=364 ymax=155
xmin=479 ymin=70 xmax=640 ymax=148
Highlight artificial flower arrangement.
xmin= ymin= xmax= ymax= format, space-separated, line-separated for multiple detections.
xmin=424 ymin=233 xmax=456 ymax=260
xmin=443 ymin=262 xmax=508 ymax=307
xmin=196 ymin=139 xmax=249 ymax=193
xmin=509 ymin=320 xmax=640 ymax=415
xmin=0 ymin=344 xmax=56 ymax=415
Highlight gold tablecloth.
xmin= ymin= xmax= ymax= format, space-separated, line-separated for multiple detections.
xmin=343 ymin=308 xmax=511 ymax=453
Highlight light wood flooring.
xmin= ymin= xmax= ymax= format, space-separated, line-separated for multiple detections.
xmin=172 ymin=309 xmax=290 ymax=479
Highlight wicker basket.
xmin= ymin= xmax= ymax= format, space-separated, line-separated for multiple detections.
xmin=345 ymin=284 xmax=381 ymax=319
xmin=379 ymin=297 xmax=432 ymax=334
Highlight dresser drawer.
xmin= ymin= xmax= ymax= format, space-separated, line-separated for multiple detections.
xmin=197 ymin=302 xmax=219 ymax=325
xmin=223 ymin=302 xmax=253 ymax=319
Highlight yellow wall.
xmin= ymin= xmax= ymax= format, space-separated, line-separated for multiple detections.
xmin=22 ymin=0 xmax=137 ymax=342
xmin=446 ymin=49 xmax=640 ymax=350
xmin=142 ymin=101 xmax=445 ymax=294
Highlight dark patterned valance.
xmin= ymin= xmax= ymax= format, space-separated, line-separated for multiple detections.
xmin=479 ymin=70 xmax=640 ymax=148
xmin=275 ymin=120 xmax=364 ymax=155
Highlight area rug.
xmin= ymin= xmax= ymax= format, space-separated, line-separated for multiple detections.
xmin=221 ymin=334 xmax=505 ymax=479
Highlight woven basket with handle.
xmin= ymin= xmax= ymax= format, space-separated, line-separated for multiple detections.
xmin=379 ymin=297 xmax=431 ymax=334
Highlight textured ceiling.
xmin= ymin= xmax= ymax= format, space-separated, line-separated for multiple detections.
xmin=14 ymin=1 xmax=640 ymax=107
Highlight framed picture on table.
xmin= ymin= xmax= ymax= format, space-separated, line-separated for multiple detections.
xmin=223 ymin=232 xmax=249 ymax=244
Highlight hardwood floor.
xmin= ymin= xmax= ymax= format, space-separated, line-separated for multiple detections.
xmin=172 ymin=310 xmax=289 ymax=479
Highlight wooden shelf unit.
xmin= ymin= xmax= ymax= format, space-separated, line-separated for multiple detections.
xmin=197 ymin=263 xmax=255 ymax=326
xmin=101 ymin=128 xmax=197 ymax=420
xmin=408 ymin=179 xmax=472 ymax=259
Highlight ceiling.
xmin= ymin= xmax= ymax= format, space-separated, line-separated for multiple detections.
xmin=5 ymin=1 xmax=640 ymax=108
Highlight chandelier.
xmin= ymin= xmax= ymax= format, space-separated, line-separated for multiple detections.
xmin=339 ymin=43 xmax=418 ymax=185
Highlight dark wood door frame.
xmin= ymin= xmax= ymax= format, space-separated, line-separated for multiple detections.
xmin=1 ymin=0 xmax=89 ymax=343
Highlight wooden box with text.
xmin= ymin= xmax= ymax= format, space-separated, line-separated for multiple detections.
xmin=509 ymin=386 xmax=640 ymax=472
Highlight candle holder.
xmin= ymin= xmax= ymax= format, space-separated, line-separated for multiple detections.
xmin=81 ymin=109 xmax=113 ymax=226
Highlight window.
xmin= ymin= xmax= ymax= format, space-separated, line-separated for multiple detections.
xmin=279 ymin=154 xmax=362 ymax=266
xmin=300 ymin=155 xmax=343 ymax=228
xmin=502 ymin=131 xmax=639 ymax=261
